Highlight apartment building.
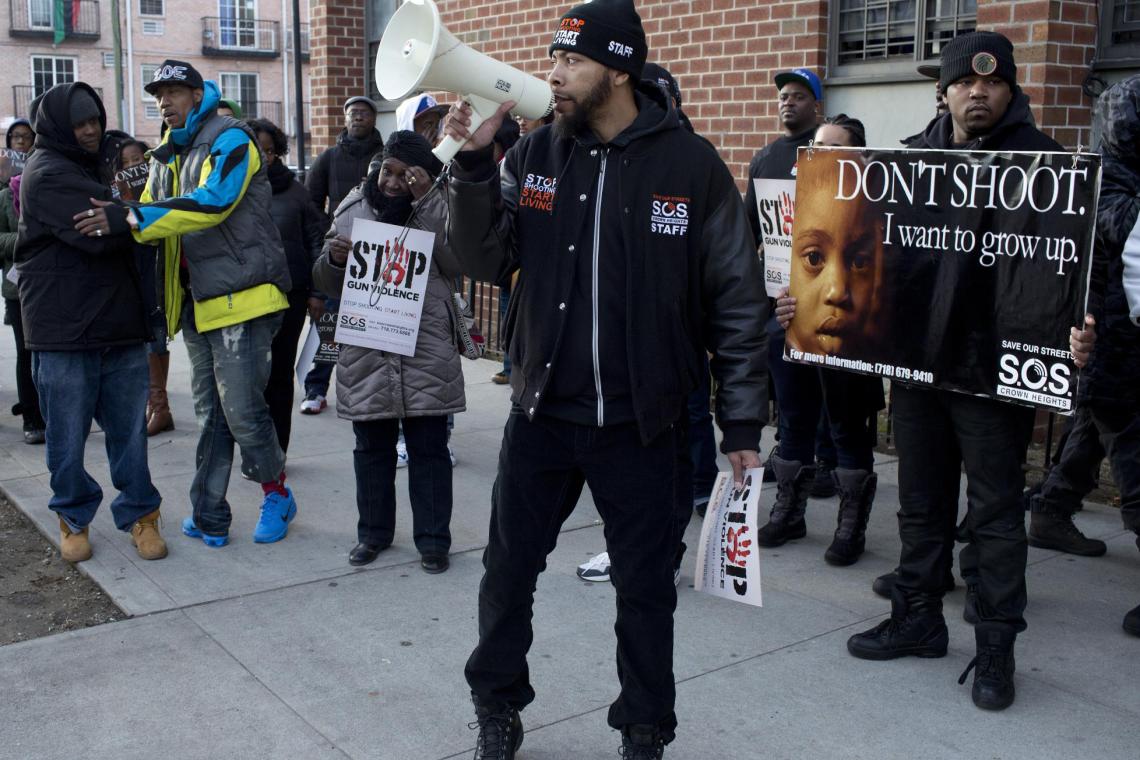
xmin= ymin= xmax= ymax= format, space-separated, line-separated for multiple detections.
xmin=2 ymin=0 xmax=313 ymax=161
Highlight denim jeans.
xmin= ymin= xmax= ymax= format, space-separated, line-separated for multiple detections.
xmin=182 ymin=300 xmax=285 ymax=536
xmin=352 ymin=415 xmax=452 ymax=554
xmin=892 ymin=385 xmax=1029 ymax=633
xmin=466 ymin=409 xmax=681 ymax=740
xmin=33 ymin=346 xmax=161 ymax=531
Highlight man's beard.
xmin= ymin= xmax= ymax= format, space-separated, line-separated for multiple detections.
xmin=553 ymin=73 xmax=613 ymax=140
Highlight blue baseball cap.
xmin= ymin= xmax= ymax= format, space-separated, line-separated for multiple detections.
xmin=774 ymin=68 xmax=822 ymax=100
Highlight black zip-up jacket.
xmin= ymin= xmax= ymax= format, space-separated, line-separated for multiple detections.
xmin=447 ymin=83 xmax=768 ymax=450
xmin=902 ymin=90 xmax=1064 ymax=389
xmin=268 ymin=160 xmax=325 ymax=296
xmin=306 ymin=129 xmax=384 ymax=220
xmin=15 ymin=82 xmax=149 ymax=351
xmin=743 ymin=126 xmax=816 ymax=248
xmin=1082 ymin=77 xmax=1140 ymax=408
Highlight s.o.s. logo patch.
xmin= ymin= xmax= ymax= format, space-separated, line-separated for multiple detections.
xmin=650 ymin=194 xmax=690 ymax=236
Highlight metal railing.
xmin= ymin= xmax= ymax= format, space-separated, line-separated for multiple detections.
xmin=285 ymin=22 xmax=309 ymax=58
xmin=201 ymin=16 xmax=280 ymax=57
xmin=464 ymin=279 xmax=508 ymax=359
xmin=9 ymin=0 xmax=100 ymax=38
xmin=13 ymin=84 xmax=103 ymax=119
xmin=244 ymin=100 xmax=282 ymax=124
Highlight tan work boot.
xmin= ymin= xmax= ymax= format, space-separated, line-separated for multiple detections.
xmin=130 ymin=508 xmax=168 ymax=560
xmin=59 ymin=517 xmax=93 ymax=562
xmin=146 ymin=353 xmax=175 ymax=436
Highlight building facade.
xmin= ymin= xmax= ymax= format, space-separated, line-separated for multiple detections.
xmin=307 ymin=0 xmax=1140 ymax=188
xmin=2 ymin=0 xmax=313 ymax=161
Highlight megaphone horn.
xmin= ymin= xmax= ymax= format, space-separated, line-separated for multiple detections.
xmin=375 ymin=0 xmax=554 ymax=163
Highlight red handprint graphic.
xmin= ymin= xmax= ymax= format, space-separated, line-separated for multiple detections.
xmin=779 ymin=191 xmax=794 ymax=235
xmin=726 ymin=525 xmax=752 ymax=565
xmin=380 ymin=240 xmax=408 ymax=286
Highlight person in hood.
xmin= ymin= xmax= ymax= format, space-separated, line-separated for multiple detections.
xmin=312 ymin=130 xmax=463 ymax=573
xmin=2 ymin=118 xmax=34 ymax=188
xmin=442 ymin=1 xmax=767 ymax=756
xmin=14 ymin=82 xmax=166 ymax=563
xmin=1030 ymin=76 xmax=1140 ymax=637
xmin=247 ymin=117 xmax=325 ymax=453
xmin=396 ymin=94 xmax=450 ymax=145
xmin=76 ymin=59 xmax=298 ymax=549
xmin=299 ymin=95 xmax=384 ymax=416
xmin=1 ymin=117 xmax=44 ymax=444
xmin=846 ymin=32 xmax=1097 ymax=713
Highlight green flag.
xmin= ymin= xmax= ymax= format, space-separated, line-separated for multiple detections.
xmin=52 ymin=0 xmax=73 ymax=45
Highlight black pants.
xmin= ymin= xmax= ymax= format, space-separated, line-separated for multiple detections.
xmin=352 ymin=415 xmax=452 ymax=554
xmin=1039 ymin=401 xmax=1140 ymax=532
xmin=264 ymin=291 xmax=309 ymax=453
xmin=465 ymin=409 xmax=681 ymax=740
xmin=6 ymin=298 xmax=44 ymax=431
xmin=892 ymin=385 xmax=1029 ymax=633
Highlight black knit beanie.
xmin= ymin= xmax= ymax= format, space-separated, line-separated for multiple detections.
xmin=383 ymin=130 xmax=443 ymax=178
xmin=642 ymin=62 xmax=681 ymax=107
xmin=548 ymin=0 xmax=648 ymax=79
xmin=939 ymin=31 xmax=1018 ymax=92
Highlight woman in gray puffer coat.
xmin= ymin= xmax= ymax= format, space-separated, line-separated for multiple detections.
xmin=312 ymin=131 xmax=464 ymax=574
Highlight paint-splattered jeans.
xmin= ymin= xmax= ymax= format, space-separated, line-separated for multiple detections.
xmin=182 ymin=300 xmax=285 ymax=536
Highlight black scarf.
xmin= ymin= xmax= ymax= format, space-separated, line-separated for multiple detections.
xmin=267 ymin=159 xmax=294 ymax=194
xmin=362 ymin=166 xmax=414 ymax=226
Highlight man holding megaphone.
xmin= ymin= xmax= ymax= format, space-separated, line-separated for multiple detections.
xmin=440 ymin=1 xmax=768 ymax=757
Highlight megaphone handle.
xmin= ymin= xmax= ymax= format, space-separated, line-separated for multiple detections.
xmin=433 ymin=94 xmax=502 ymax=164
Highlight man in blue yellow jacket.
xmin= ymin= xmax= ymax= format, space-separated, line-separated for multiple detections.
xmin=79 ymin=60 xmax=298 ymax=547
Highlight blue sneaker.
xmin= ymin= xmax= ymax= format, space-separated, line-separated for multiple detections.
xmin=253 ymin=487 xmax=297 ymax=543
xmin=182 ymin=517 xmax=229 ymax=547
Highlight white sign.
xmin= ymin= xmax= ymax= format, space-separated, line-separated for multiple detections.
xmin=694 ymin=468 xmax=763 ymax=607
xmin=334 ymin=217 xmax=435 ymax=357
xmin=752 ymin=178 xmax=796 ymax=297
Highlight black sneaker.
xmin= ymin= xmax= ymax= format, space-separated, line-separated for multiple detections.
xmin=959 ymin=627 xmax=1016 ymax=711
xmin=847 ymin=611 xmax=948 ymax=660
xmin=1124 ymin=604 xmax=1140 ymax=637
xmin=963 ymin=584 xmax=979 ymax=625
xmin=471 ymin=705 xmax=523 ymax=760
xmin=620 ymin=725 xmax=665 ymax=759
xmin=1028 ymin=512 xmax=1107 ymax=557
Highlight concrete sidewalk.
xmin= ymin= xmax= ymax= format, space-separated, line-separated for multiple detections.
xmin=0 ymin=333 xmax=1136 ymax=760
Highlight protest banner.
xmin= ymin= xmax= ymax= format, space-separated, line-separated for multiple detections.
xmin=0 ymin=149 xmax=27 ymax=185
xmin=334 ymin=217 xmax=434 ymax=356
xmin=113 ymin=164 xmax=150 ymax=202
xmin=783 ymin=147 xmax=1100 ymax=413
xmin=752 ymin=178 xmax=796 ymax=297
xmin=694 ymin=469 xmax=763 ymax=608
xmin=314 ymin=308 xmax=340 ymax=363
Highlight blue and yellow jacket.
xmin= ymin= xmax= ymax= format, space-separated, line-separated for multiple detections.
xmin=131 ymin=80 xmax=290 ymax=334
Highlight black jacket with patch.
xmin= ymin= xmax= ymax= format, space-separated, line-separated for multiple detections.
xmin=15 ymin=82 xmax=149 ymax=351
xmin=447 ymin=83 xmax=768 ymax=449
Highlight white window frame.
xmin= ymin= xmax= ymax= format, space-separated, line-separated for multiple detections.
xmin=141 ymin=63 xmax=161 ymax=119
xmin=30 ymin=55 xmax=78 ymax=96
xmin=218 ymin=0 xmax=258 ymax=49
xmin=218 ymin=71 xmax=260 ymax=115
xmin=27 ymin=0 xmax=53 ymax=30
xmin=138 ymin=0 xmax=164 ymax=16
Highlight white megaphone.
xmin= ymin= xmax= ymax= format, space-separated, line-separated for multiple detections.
xmin=375 ymin=0 xmax=554 ymax=163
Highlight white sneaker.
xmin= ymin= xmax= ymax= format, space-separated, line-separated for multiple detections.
xmin=576 ymin=551 xmax=611 ymax=582
xmin=299 ymin=394 xmax=326 ymax=414
xmin=396 ymin=441 xmax=408 ymax=469
xmin=448 ymin=445 xmax=457 ymax=467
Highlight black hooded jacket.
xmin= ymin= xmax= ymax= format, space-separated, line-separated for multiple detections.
xmin=14 ymin=82 xmax=149 ymax=351
xmin=267 ymin=159 xmax=325 ymax=295
xmin=447 ymin=82 xmax=768 ymax=450
xmin=900 ymin=91 xmax=1065 ymax=390
xmin=306 ymin=128 xmax=384 ymax=220
xmin=1082 ymin=77 xmax=1140 ymax=408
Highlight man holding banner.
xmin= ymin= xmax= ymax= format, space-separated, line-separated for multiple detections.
xmin=843 ymin=32 xmax=1096 ymax=712
xmin=443 ymin=0 xmax=767 ymax=755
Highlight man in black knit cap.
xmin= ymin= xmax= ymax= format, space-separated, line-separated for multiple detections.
xmin=846 ymin=30 xmax=1096 ymax=713
xmin=443 ymin=1 xmax=767 ymax=757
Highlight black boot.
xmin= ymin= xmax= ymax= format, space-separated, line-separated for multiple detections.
xmin=811 ymin=460 xmax=838 ymax=498
xmin=1027 ymin=502 xmax=1107 ymax=556
xmin=756 ymin=455 xmax=814 ymax=547
xmin=619 ymin=725 xmax=665 ymax=759
xmin=959 ymin=625 xmax=1016 ymax=711
xmin=825 ymin=469 xmax=877 ymax=566
xmin=471 ymin=703 xmax=523 ymax=760
xmin=847 ymin=591 xmax=948 ymax=660
xmin=963 ymin=583 xmax=979 ymax=624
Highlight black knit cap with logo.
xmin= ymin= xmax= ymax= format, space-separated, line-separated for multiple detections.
xmin=938 ymin=31 xmax=1018 ymax=92
xmin=548 ymin=0 xmax=648 ymax=79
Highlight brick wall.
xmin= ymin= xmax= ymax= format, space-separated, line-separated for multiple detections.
xmin=309 ymin=0 xmax=367 ymax=150
xmin=981 ymin=0 xmax=1099 ymax=150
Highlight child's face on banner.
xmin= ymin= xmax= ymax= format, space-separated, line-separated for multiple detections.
xmin=787 ymin=154 xmax=884 ymax=356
